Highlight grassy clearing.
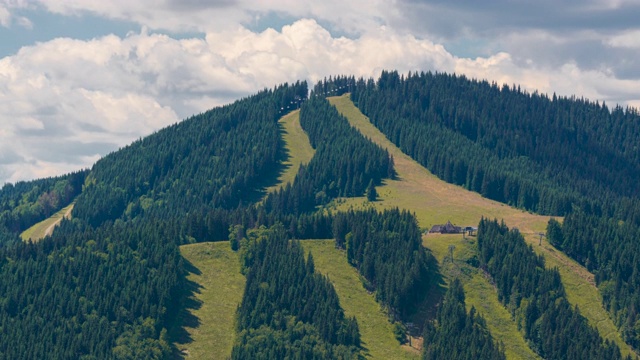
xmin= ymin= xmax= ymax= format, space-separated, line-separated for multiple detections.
xmin=424 ymin=234 xmax=540 ymax=360
xmin=20 ymin=202 xmax=74 ymax=242
xmin=327 ymin=94 xmax=551 ymax=233
xmin=178 ymin=239 xmax=419 ymax=359
xmin=302 ymin=240 xmax=420 ymax=360
xmin=177 ymin=242 xmax=245 ymax=359
xmin=264 ymin=110 xmax=315 ymax=195
xmin=524 ymin=234 xmax=635 ymax=357
xmin=328 ymin=94 xmax=635 ymax=358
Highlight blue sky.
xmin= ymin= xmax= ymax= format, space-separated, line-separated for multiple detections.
xmin=0 ymin=10 xmax=134 ymax=57
xmin=1 ymin=0 xmax=639 ymax=184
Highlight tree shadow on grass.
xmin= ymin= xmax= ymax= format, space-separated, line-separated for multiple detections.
xmin=359 ymin=341 xmax=371 ymax=358
xmin=406 ymin=260 xmax=447 ymax=340
xmin=167 ymin=257 xmax=204 ymax=359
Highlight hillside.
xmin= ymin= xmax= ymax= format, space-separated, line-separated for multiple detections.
xmin=328 ymin=93 xmax=634 ymax=358
xmin=172 ymin=88 xmax=636 ymax=359
xmin=328 ymin=94 xmax=551 ymax=232
xmin=345 ymin=71 xmax=640 ymax=354
xmin=0 ymin=83 xmax=311 ymax=359
xmin=1 ymin=73 xmax=639 ymax=359
xmin=175 ymin=104 xmax=428 ymax=359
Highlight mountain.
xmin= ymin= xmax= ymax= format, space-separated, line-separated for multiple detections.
xmin=0 ymin=71 xmax=639 ymax=359
xmin=342 ymin=70 xmax=640 ymax=354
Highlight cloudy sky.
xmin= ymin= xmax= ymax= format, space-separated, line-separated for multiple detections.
xmin=1 ymin=0 xmax=639 ymax=185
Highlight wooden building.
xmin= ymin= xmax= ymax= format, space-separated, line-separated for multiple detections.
xmin=429 ymin=221 xmax=462 ymax=234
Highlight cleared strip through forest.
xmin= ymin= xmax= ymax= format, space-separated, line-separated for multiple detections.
xmin=177 ymin=242 xmax=245 ymax=359
xmin=177 ymin=107 xmax=419 ymax=359
xmin=20 ymin=202 xmax=75 ymax=242
xmin=263 ymin=109 xmax=315 ymax=196
xmin=302 ymin=240 xmax=420 ymax=360
xmin=327 ymin=94 xmax=635 ymax=358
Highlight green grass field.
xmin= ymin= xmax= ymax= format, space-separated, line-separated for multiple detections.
xmin=178 ymin=240 xmax=420 ymax=360
xmin=177 ymin=242 xmax=245 ymax=359
xmin=302 ymin=240 xmax=420 ymax=360
xmin=264 ymin=109 xmax=315 ymax=195
xmin=524 ymin=234 xmax=634 ymax=357
xmin=327 ymin=94 xmax=552 ymax=233
xmin=328 ymin=94 xmax=636 ymax=358
xmin=424 ymin=234 xmax=540 ymax=360
xmin=20 ymin=202 xmax=74 ymax=242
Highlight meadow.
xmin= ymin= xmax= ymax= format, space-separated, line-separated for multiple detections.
xmin=176 ymin=242 xmax=246 ymax=359
xmin=263 ymin=109 xmax=315 ymax=196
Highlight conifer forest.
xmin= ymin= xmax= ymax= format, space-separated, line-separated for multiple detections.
xmin=2 ymin=71 xmax=640 ymax=359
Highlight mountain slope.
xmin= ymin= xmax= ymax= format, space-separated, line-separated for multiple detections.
xmin=328 ymin=94 xmax=550 ymax=233
xmin=302 ymin=240 xmax=420 ymax=360
xmin=328 ymin=93 xmax=634 ymax=358
xmin=345 ymin=72 xmax=640 ymax=351
xmin=351 ymin=71 xmax=640 ymax=215
xmin=0 ymin=83 xmax=310 ymax=359
xmin=2 ymin=74 xmax=638 ymax=359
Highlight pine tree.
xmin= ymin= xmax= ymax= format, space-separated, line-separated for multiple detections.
xmin=366 ymin=179 xmax=377 ymax=201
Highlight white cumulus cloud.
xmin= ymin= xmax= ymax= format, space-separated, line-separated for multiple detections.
xmin=607 ymin=30 xmax=640 ymax=48
xmin=0 ymin=5 xmax=10 ymax=27
xmin=2 ymin=17 xmax=640 ymax=185
xmin=33 ymin=0 xmax=393 ymax=34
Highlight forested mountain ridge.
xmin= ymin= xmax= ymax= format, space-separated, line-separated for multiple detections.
xmin=0 ymin=82 xmax=320 ymax=358
xmin=73 ymin=82 xmax=308 ymax=227
xmin=1 ymin=71 xmax=639 ymax=359
xmin=328 ymin=92 xmax=636 ymax=358
xmin=0 ymin=79 xmax=432 ymax=359
xmin=321 ymin=71 xmax=640 ymax=356
xmin=348 ymin=71 xmax=640 ymax=216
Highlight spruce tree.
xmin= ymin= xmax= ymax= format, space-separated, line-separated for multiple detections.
xmin=366 ymin=179 xmax=377 ymax=201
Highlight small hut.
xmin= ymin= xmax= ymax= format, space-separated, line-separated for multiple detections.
xmin=429 ymin=220 xmax=462 ymax=234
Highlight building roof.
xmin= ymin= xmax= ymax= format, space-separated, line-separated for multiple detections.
xmin=430 ymin=220 xmax=462 ymax=233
